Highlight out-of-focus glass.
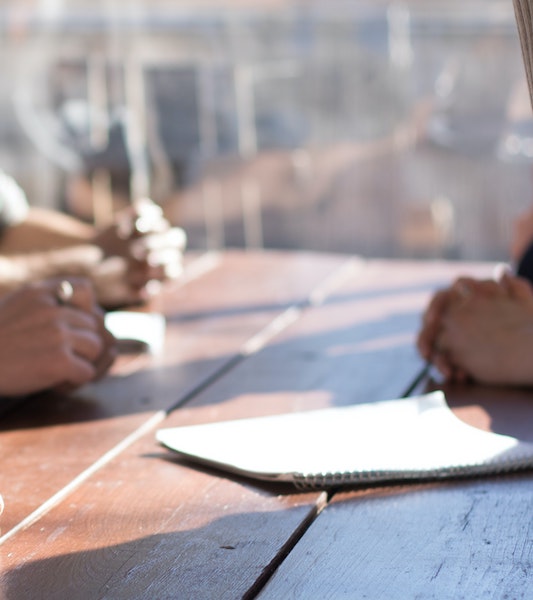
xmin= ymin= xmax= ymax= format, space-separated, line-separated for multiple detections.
xmin=0 ymin=1 xmax=528 ymax=259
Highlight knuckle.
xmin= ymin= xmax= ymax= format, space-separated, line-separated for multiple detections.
xmin=49 ymin=320 xmax=70 ymax=344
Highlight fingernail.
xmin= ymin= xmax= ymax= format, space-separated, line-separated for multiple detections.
xmin=492 ymin=262 xmax=512 ymax=282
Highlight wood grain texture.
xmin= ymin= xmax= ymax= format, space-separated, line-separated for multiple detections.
xmin=258 ymin=378 xmax=533 ymax=599
xmin=0 ymin=250 xmax=347 ymax=533
xmin=0 ymin=256 xmax=502 ymax=599
xmin=161 ymin=260 xmax=495 ymax=426
xmin=0 ymin=429 xmax=326 ymax=600
xmin=258 ymin=476 xmax=533 ymax=600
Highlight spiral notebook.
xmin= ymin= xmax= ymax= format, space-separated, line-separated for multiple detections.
xmin=156 ymin=391 xmax=533 ymax=489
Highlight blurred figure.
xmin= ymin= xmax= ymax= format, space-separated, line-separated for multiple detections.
xmin=0 ymin=171 xmax=186 ymax=308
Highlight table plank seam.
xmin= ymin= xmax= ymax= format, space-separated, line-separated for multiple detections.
xmin=0 ymin=255 xmax=363 ymax=549
xmin=0 ymin=410 xmax=167 ymax=547
xmin=166 ymin=257 xmax=365 ymax=414
xmin=245 ymin=262 xmax=434 ymax=597
xmin=242 ymin=491 xmax=329 ymax=600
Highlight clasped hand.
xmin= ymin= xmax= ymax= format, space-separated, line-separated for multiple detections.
xmin=92 ymin=198 xmax=186 ymax=308
xmin=0 ymin=278 xmax=116 ymax=397
xmin=417 ymin=272 xmax=533 ymax=386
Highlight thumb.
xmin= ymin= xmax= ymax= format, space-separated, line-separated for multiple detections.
xmin=500 ymin=272 xmax=533 ymax=301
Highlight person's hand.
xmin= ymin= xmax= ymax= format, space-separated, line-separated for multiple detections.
xmin=432 ymin=273 xmax=533 ymax=386
xmin=88 ymin=256 xmax=151 ymax=309
xmin=0 ymin=278 xmax=117 ymax=397
xmin=93 ymin=197 xmax=186 ymax=289
xmin=0 ymin=245 xmax=136 ymax=310
xmin=417 ymin=276 xmax=509 ymax=382
xmin=417 ymin=279 xmax=473 ymax=381
xmin=417 ymin=286 xmax=453 ymax=362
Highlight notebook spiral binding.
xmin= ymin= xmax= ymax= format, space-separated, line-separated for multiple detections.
xmin=292 ymin=454 xmax=533 ymax=490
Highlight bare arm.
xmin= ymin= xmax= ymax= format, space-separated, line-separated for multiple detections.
xmin=0 ymin=207 xmax=96 ymax=254
xmin=0 ymin=245 xmax=102 ymax=296
xmin=0 ymin=199 xmax=186 ymax=308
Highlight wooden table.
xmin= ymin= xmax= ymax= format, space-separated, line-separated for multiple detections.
xmin=0 ymin=250 xmax=532 ymax=599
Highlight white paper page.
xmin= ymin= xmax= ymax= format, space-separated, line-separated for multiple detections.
xmin=105 ymin=311 xmax=166 ymax=354
xmin=157 ymin=392 xmax=533 ymax=482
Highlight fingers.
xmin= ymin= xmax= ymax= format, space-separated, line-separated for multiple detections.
xmin=132 ymin=197 xmax=167 ymax=234
xmin=66 ymin=306 xmax=117 ymax=381
xmin=136 ymin=228 xmax=187 ymax=253
xmin=92 ymin=327 xmax=118 ymax=381
xmin=63 ymin=319 xmax=104 ymax=362
xmin=51 ymin=305 xmax=117 ymax=388
xmin=96 ymin=224 xmax=186 ymax=300
xmin=90 ymin=257 xmax=148 ymax=308
xmin=43 ymin=278 xmax=118 ymax=382
xmin=499 ymin=272 xmax=533 ymax=302
xmin=124 ymin=229 xmax=185 ymax=290
xmin=58 ymin=349 xmax=98 ymax=387
xmin=116 ymin=198 xmax=169 ymax=238
xmin=38 ymin=277 xmax=99 ymax=314
xmin=430 ymin=333 xmax=470 ymax=384
xmin=96 ymin=197 xmax=186 ymax=294
xmin=417 ymin=288 xmax=451 ymax=360
xmin=423 ymin=273 xmax=530 ymax=386
xmin=35 ymin=334 xmax=100 ymax=394
xmin=66 ymin=278 xmax=100 ymax=313
xmin=418 ymin=277 xmax=489 ymax=380
xmin=125 ymin=258 xmax=181 ymax=289
xmin=450 ymin=277 xmax=505 ymax=300
xmin=0 ymin=279 xmax=117 ymax=396
xmin=129 ymin=228 xmax=186 ymax=276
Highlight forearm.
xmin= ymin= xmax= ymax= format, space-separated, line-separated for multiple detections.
xmin=0 ymin=207 xmax=96 ymax=254
xmin=0 ymin=246 xmax=102 ymax=295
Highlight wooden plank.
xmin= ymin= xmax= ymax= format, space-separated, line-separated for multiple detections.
xmin=257 ymin=476 xmax=533 ymax=600
xmin=442 ymin=381 xmax=533 ymax=443
xmin=0 ymin=250 xmax=348 ymax=535
xmin=159 ymin=259 xmax=496 ymax=426
xmin=0 ymin=424 xmax=327 ymax=600
xmin=0 ymin=259 xmax=472 ymax=598
xmin=257 ymin=381 xmax=533 ymax=599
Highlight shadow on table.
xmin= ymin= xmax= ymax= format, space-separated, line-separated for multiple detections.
xmin=0 ymin=306 xmax=424 ymax=432
xmin=431 ymin=380 xmax=533 ymax=443
xmin=1 ymin=508 xmax=315 ymax=599
xmin=164 ymin=279 xmax=448 ymax=323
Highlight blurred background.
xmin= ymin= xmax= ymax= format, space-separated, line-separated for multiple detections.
xmin=0 ymin=0 xmax=531 ymax=260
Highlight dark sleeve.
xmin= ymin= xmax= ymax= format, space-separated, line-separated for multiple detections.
xmin=517 ymin=240 xmax=533 ymax=283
